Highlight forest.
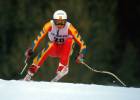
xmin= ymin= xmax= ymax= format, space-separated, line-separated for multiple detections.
xmin=0 ymin=0 xmax=140 ymax=87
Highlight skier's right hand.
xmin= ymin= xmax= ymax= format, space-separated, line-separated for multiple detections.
xmin=76 ymin=53 xmax=84 ymax=64
xmin=25 ymin=48 xmax=34 ymax=63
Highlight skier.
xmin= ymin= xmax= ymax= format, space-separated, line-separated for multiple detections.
xmin=24 ymin=10 xmax=86 ymax=82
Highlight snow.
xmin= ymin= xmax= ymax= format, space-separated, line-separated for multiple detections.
xmin=0 ymin=79 xmax=140 ymax=100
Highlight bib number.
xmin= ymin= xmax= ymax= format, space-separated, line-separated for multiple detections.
xmin=54 ymin=37 xmax=65 ymax=43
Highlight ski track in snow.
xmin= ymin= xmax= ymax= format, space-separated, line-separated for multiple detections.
xmin=0 ymin=79 xmax=140 ymax=100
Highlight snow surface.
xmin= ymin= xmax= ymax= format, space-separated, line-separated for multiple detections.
xmin=0 ymin=79 xmax=140 ymax=100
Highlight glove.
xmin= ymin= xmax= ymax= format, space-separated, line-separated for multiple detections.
xmin=76 ymin=53 xmax=84 ymax=64
xmin=25 ymin=48 xmax=34 ymax=63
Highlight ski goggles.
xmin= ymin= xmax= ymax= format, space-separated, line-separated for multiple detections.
xmin=53 ymin=19 xmax=66 ymax=26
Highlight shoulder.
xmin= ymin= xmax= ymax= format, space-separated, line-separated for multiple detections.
xmin=44 ymin=20 xmax=52 ymax=27
xmin=43 ymin=20 xmax=52 ymax=30
xmin=67 ymin=22 xmax=76 ymax=29
xmin=66 ymin=21 xmax=72 ymax=27
xmin=68 ymin=22 xmax=78 ymax=33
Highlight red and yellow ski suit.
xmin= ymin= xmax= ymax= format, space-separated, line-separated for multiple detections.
xmin=29 ymin=20 xmax=86 ymax=73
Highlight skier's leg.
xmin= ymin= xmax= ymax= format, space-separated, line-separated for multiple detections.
xmin=24 ymin=64 xmax=39 ymax=81
xmin=51 ymin=63 xmax=69 ymax=82
xmin=24 ymin=43 xmax=54 ymax=81
xmin=51 ymin=38 xmax=74 ymax=82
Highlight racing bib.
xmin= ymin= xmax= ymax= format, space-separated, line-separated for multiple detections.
xmin=48 ymin=20 xmax=71 ymax=44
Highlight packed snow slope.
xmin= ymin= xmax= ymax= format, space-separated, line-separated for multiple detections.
xmin=0 ymin=79 xmax=140 ymax=100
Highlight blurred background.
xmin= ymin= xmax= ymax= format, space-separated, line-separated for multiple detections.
xmin=0 ymin=0 xmax=140 ymax=87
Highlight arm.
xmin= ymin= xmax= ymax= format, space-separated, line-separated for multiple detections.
xmin=68 ymin=24 xmax=86 ymax=55
xmin=32 ymin=21 xmax=52 ymax=52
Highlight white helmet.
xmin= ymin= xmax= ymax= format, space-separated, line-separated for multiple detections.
xmin=53 ymin=10 xmax=67 ymax=20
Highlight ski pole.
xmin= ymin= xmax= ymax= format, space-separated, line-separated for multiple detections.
xmin=81 ymin=62 xmax=126 ymax=87
xmin=20 ymin=59 xmax=28 ymax=75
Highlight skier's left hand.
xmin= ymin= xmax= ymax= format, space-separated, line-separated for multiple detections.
xmin=76 ymin=53 xmax=84 ymax=64
xmin=25 ymin=48 xmax=34 ymax=63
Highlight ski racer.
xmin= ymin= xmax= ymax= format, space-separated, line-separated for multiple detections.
xmin=24 ymin=10 xmax=87 ymax=82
